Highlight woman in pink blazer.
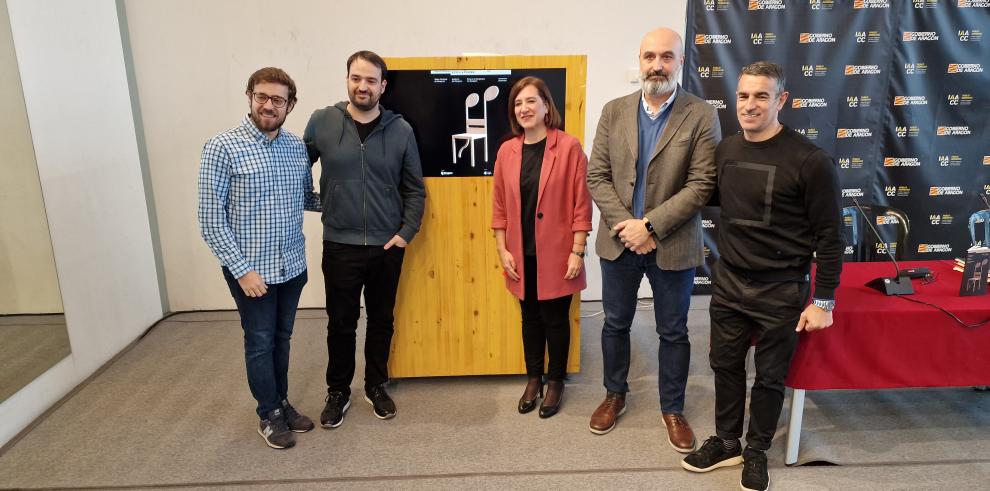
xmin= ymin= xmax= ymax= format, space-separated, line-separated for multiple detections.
xmin=491 ymin=76 xmax=593 ymax=418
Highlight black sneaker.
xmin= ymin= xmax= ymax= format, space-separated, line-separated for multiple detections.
xmin=681 ymin=436 xmax=743 ymax=473
xmin=364 ymin=383 xmax=396 ymax=419
xmin=258 ymin=408 xmax=296 ymax=449
xmin=740 ymin=446 xmax=770 ymax=491
xmin=320 ymin=391 xmax=350 ymax=428
xmin=281 ymin=400 xmax=314 ymax=433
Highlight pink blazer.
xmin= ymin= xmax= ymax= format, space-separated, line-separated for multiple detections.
xmin=491 ymin=128 xmax=594 ymax=300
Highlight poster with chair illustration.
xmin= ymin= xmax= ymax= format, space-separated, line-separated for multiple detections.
xmin=380 ymin=55 xmax=586 ymax=377
xmin=381 ymin=62 xmax=572 ymax=177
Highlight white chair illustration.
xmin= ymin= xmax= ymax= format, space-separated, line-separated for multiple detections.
xmin=451 ymin=86 xmax=499 ymax=167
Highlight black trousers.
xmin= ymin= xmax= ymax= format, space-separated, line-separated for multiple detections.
xmin=520 ymin=255 xmax=572 ymax=381
xmin=323 ymin=241 xmax=405 ymax=397
xmin=709 ymin=261 xmax=810 ymax=451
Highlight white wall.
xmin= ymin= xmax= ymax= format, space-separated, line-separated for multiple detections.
xmin=0 ymin=0 xmax=164 ymax=448
xmin=0 ymin=0 xmax=61 ymax=315
xmin=124 ymin=0 xmax=689 ymax=310
xmin=0 ymin=0 xmax=691 ymax=448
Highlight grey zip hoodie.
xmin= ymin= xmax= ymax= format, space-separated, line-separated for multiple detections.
xmin=304 ymin=102 xmax=426 ymax=246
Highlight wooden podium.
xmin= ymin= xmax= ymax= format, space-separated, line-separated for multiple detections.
xmin=385 ymin=55 xmax=587 ymax=377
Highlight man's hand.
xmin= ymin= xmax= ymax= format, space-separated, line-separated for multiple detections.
xmin=564 ymin=252 xmax=584 ymax=280
xmin=237 ymin=270 xmax=268 ymax=298
xmin=632 ymin=236 xmax=657 ymax=254
xmin=795 ymin=304 xmax=833 ymax=332
xmin=613 ymin=219 xmax=654 ymax=253
xmin=384 ymin=235 xmax=408 ymax=250
xmin=499 ymin=249 xmax=520 ymax=281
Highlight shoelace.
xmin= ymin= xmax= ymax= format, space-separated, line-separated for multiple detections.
xmin=667 ymin=414 xmax=687 ymax=427
xmin=269 ymin=410 xmax=290 ymax=432
xmin=325 ymin=392 xmax=347 ymax=410
xmin=742 ymin=450 xmax=767 ymax=481
xmin=368 ymin=385 xmax=388 ymax=401
xmin=696 ymin=437 xmax=724 ymax=458
xmin=745 ymin=450 xmax=766 ymax=463
xmin=743 ymin=461 xmax=764 ymax=481
xmin=603 ymin=394 xmax=621 ymax=409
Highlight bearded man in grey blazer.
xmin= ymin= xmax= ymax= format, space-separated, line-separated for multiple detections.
xmin=586 ymin=27 xmax=720 ymax=452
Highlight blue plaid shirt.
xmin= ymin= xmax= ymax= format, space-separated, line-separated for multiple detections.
xmin=198 ymin=116 xmax=320 ymax=284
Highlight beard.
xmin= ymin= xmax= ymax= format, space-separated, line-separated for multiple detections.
xmin=349 ymin=88 xmax=380 ymax=112
xmin=641 ymin=69 xmax=679 ymax=97
xmin=250 ymin=107 xmax=286 ymax=134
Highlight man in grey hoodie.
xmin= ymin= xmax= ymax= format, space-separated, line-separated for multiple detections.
xmin=304 ymin=50 xmax=426 ymax=427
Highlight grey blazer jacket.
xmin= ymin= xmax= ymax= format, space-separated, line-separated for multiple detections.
xmin=587 ymin=87 xmax=720 ymax=271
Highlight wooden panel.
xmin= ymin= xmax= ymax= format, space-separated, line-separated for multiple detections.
xmin=386 ymin=56 xmax=587 ymax=377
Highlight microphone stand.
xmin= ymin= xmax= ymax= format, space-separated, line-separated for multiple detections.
xmin=852 ymin=198 xmax=914 ymax=295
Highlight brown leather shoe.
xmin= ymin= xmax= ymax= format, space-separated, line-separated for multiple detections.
xmin=662 ymin=412 xmax=696 ymax=453
xmin=589 ymin=391 xmax=626 ymax=434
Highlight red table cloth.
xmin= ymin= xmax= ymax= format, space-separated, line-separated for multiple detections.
xmin=786 ymin=260 xmax=990 ymax=390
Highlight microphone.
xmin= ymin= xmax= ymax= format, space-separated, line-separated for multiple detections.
xmin=851 ymin=198 xmax=914 ymax=295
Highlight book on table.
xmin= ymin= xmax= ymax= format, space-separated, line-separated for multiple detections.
xmin=960 ymin=246 xmax=990 ymax=296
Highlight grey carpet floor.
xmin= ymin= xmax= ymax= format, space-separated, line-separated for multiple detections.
xmin=1 ymin=299 xmax=988 ymax=490
xmin=0 ymin=314 xmax=70 ymax=401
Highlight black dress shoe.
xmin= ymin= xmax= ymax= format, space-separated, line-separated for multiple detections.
xmin=518 ymin=377 xmax=543 ymax=414
xmin=539 ymin=380 xmax=564 ymax=418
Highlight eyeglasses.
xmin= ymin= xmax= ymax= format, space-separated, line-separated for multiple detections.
xmin=251 ymin=92 xmax=288 ymax=108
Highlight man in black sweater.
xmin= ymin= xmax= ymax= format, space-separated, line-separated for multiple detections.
xmin=681 ymin=61 xmax=842 ymax=491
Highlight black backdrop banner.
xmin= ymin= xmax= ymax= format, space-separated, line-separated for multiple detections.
xmin=684 ymin=0 xmax=990 ymax=294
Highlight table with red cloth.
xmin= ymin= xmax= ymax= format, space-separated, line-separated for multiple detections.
xmin=783 ymin=260 xmax=990 ymax=464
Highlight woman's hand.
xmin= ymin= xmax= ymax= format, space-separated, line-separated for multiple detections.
xmin=500 ymin=249 xmax=520 ymax=281
xmin=564 ymin=252 xmax=584 ymax=280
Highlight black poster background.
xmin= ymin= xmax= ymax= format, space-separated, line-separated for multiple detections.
xmin=684 ymin=0 xmax=990 ymax=294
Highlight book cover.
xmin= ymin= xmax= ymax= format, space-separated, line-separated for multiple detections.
xmin=960 ymin=246 xmax=990 ymax=296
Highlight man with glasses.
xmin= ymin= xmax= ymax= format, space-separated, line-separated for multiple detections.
xmin=304 ymin=51 xmax=425 ymax=427
xmin=199 ymin=67 xmax=320 ymax=449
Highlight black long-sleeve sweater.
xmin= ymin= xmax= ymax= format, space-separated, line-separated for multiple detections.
xmin=714 ymin=126 xmax=843 ymax=300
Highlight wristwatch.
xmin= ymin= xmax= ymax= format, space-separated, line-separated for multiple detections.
xmin=643 ymin=217 xmax=654 ymax=233
xmin=812 ymin=298 xmax=835 ymax=312
xmin=571 ymin=250 xmax=586 ymax=258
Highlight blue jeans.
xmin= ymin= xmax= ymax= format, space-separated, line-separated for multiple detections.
xmin=600 ymin=250 xmax=693 ymax=414
xmin=223 ymin=268 xmax=307 ymax=419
